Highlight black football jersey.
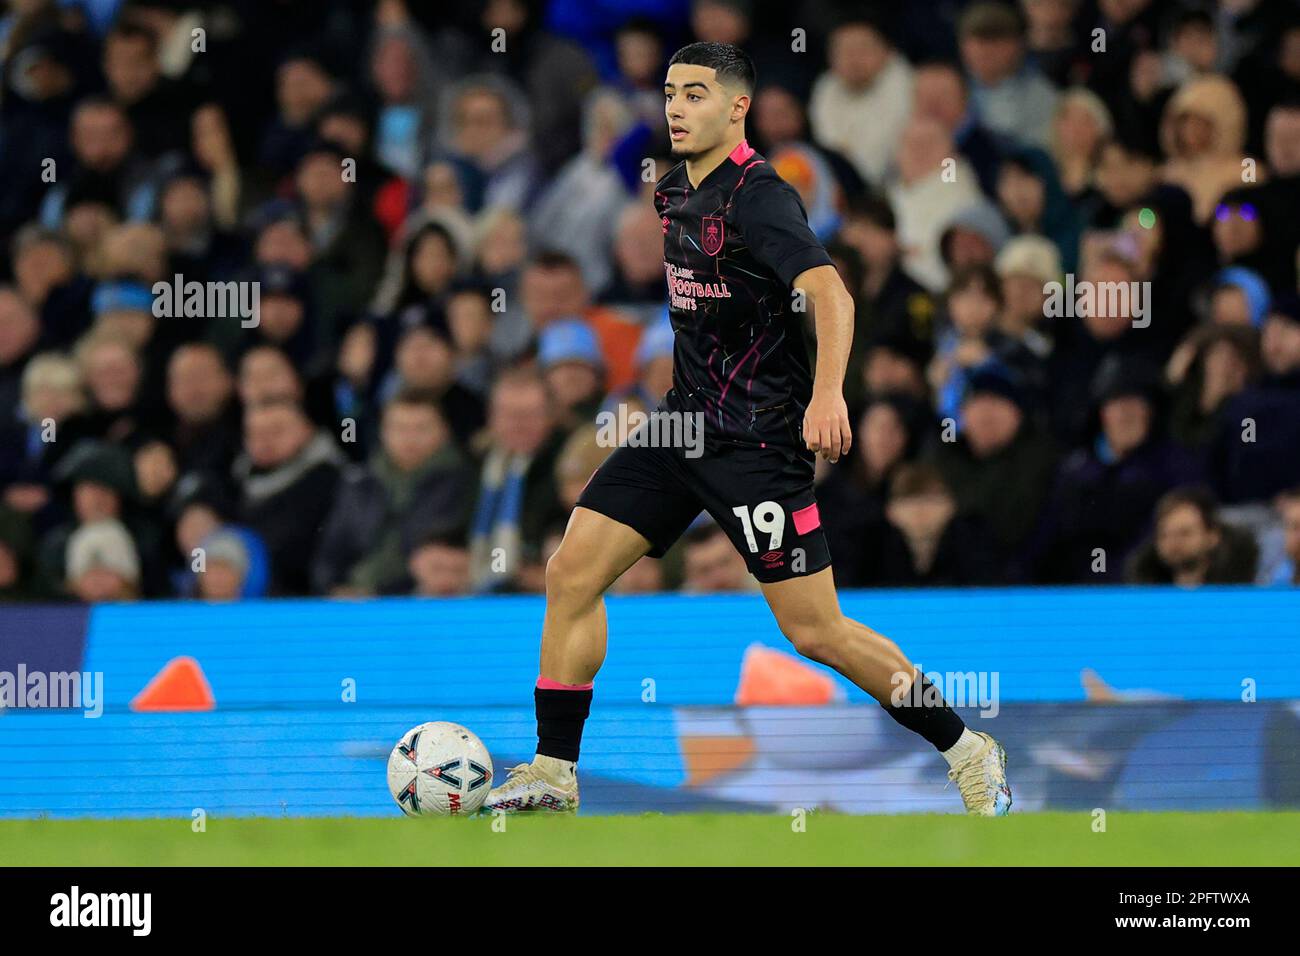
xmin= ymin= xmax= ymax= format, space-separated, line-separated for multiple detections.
xmin=654 ymin=139 xmax=833 ymax=448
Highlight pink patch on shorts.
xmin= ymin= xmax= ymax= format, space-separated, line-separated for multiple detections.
xmin=792 ymin=503 xmax=821 ymax=536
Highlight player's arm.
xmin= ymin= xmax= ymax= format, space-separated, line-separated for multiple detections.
xmin=794 ymin=264 xmax=853 ymax=463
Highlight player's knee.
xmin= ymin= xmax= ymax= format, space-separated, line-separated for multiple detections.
xmin=544 ymin=545 xmax=601 ymax=608
xmin=778 ymin=615 xmax=841 ymax=667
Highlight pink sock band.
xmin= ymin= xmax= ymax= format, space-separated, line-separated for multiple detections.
xmin=536 ymin=676 xmax=594 ymax=691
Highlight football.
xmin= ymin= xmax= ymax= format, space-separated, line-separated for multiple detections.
xmin=386 ymin=722 xmax=494 ymax=817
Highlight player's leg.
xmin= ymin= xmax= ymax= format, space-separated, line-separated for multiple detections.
xmin=760 ymin=568 xmax=1011 ymax=815
xmin=697 ymin=444 xmax=1010 ymax=815
xmin=540 ymin=505 xmax=651 ymax=686
xmin=484 ymin=507 xmax=650 ymax=814
xmin=485 ymin=441 xmax=700 ymax=814
xmin=758 ymin=567 xmax=914 ymax=699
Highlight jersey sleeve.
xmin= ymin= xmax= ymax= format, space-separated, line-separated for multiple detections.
xmin=734 ymin=174 xmax=834 ymax=289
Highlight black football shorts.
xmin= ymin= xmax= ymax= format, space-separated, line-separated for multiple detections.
xmin=576 ymin=436 xmax=832 ymax=583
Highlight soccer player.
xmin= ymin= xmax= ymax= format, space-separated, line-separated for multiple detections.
xmin=485 ymin=42 xmax=1012 ymax=816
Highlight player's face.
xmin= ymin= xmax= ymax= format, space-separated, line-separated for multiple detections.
xmin=664 ymin=63 xmax=741 ymax=158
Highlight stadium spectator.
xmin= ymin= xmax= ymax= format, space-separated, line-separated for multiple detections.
xmin=1029 ymin=356 xmax=1203 ymax=583
xmin=1209 ymin=187 xmax=1282 ymax=295
xmin=232 ymin=265 xmax=318 ymax=370
xmin=1022 ymin=0 xmax=1089 ymax=87
xmin=929 ymin=364 xmax=1058 ymax=565
xmin=74 ymin=331 xmax=150 ymax=446
xmin=466 ymin=0 xmax=600 ymax=178
xmin=467 ymin=369 xmax=564 ymax=592
xmin=1271 ymin=487 xmax=1300 ymax=586
xmin=602 ymin=310 xmax=674 ymax=417
xmin=1158 ymin=74 xmax=1253 ymax=224
xmin=0 ymin=504 xmax=34 ymax=602
xmin=291 ymin=137 xmax=388 ymax=344
xmin=936 ymin=199 xmax=1012 ymax=281
xmin=537 ymin=319 xmax=606 ymax=431
xmin=379 ymin=321 xmax=485 ymax=450
xmin=156 ymin=167 xmax=246 ymax=285
xmin=993 ymin=234 xmax=1059 ymax=365
xmin=0 ymin=286 xmax=41 ymax=418
xmin=860 ymin=328 xmax=932 ymax=405
xmin=1090 ymin=133 xmax=1164 ymax=229
xmin=443 ymin=281 xmax=498 ymax=398
xmin=1117 ymin=184 xmax=1215 ymax=352
xmin=529 ymin=88 xmax=636 ymax=296
xmin=312 ymin=390 xmax=473 ymax=597
xmin=958 ymin=2 xmax=1059 ymax=149
xmin=516 ymin=250 xmax=641 ymax=389
xmin=1167 ymin=325 xmax=1260 ymax=453
xmin=834 ymin=193 xmax=937 ymax=376
xmin=751 ymin=81 xmax=864 ymax=200
xmin=233 ymin=399 xmax=344 ymax=595
xmin=260 ymin=51 xmax=337 ymax=180
xmin=189 ymin=104 xmax=241 ymax=231
xmin=610 ymin=555 xmax=665 ymax=594
xmin=1050 ymin=87 xmax=1114 ymax=202
xmin=408 ymin=528 xmax=473 ymax=597
xmin=12 ymin=227 xmax=91 ymax=351
xmin=101 ymin=20 xmax=192 ymax=158
xmin=682 ymin=521 xmax=753 ymax=593
xmin=911 ymin=59 xmax=1009 ymax=200
xmin=930 ymin=264 xmax=1007 ymax=421
xmin=163 ymin=343 xmax=240 ymax=476
xmin=809 ymin=17 xmax=914 ymax=185
xmin=167 ymin=473 xmax=260 ymax=599
xmin=996 ymin=146 xmax=1082 ymax=272
xmin=39 ymin=439 xmax=137 ymax=593
xmin=1125 ymin=487 xmax=1259 ymax=586
xmin=366 ymin=22 xmax=442 ymax=182
xmin=869 ymin=462 xmax=1001 ymax=587
xmin=888 ymin=115 xmax=984 ymax=291
xmin=602 ymin=201 xmax=672 ymax=320
xmin=64 ymin=517 xmax=141 ymax=602
xmin=437 ymin=75 xmax=541 ymax=214
xmin=1046 ymin=247 xmax=1163 ymax=446
xmin=194 ymin=526 xmax=271 ymax=602
xmin=1208 ymin=296 xmax=1300 ymax=504
xmin=1 ymin=353 xmax=85 ymax=523
xmin=553 ymin=425 xmax=614 ymax=513
xmin=39 ymin=97 xmax=155 ymax=227
xmin=818 ymin=395 xmax=931 ymax=588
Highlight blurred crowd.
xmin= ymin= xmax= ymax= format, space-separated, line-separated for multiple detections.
xmin=1 ymin=0 xmax=1299 ymax=603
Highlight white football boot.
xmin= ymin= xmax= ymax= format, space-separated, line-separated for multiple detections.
xmin=947 ymin=731 xmax=1012 ymax=815
xmin=482 ymin=755 xmax=579 ymax=814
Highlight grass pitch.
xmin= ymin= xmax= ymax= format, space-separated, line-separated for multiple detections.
xmin=2 ymin=811 xmax=1297 ymax=866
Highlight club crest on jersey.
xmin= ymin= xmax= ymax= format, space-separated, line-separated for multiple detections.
xmin=701 ymin=216 xmax=725 ymax=255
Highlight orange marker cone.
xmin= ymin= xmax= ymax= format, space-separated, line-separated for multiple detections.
xmin=734 ymin=643 xmax=839 ymax=706
xmin=130 ymin=656 xmax=216 ymax=712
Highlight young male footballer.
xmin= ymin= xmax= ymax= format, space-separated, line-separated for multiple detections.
xmin=485 ymin=42 xmax=1012 ymax=816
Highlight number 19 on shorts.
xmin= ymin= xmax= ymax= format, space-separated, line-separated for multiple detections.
xmin=732 ymin=501 xmax=785 ymax=553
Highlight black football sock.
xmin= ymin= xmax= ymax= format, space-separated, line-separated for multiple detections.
xmin=534 ymin=681 xmax=593 ymax=762
xmin=879 ymin=673 xmax=966 ymax=752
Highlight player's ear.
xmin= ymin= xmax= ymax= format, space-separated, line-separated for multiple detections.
xmin=731 ymin=93 xmax=750 ymax=123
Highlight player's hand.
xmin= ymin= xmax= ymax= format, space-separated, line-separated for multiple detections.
xmin=803 ymin=389 xmax=851 ymax=463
